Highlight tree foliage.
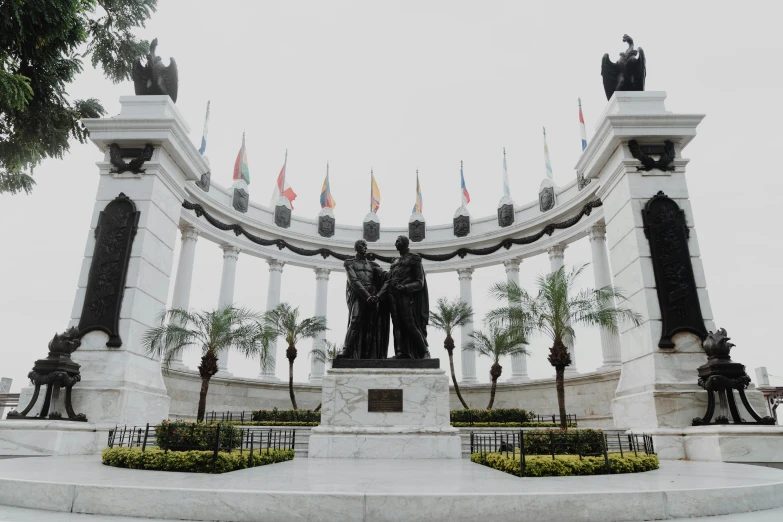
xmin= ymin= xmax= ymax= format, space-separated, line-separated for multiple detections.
xmin=0 ymin=0 xmax=157 ymax=194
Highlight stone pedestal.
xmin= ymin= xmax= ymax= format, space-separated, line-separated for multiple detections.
xmin=0 ymin=420 xmax=103 ymax=456
xmin=308 ymin=365 xmax=461 ymax=459
xmin=633 ymin=425 xmax=783 ymax=466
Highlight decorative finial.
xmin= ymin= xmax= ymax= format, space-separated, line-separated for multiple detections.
xmin=503 ymin=147 xmax=506 ymax=157
xmin=326 ymin=162 xmax=329 ymax=175
xmin=543 ymin=126 xmax=546 ymax=136
xmin=578 ymin=97 xmax=582 ymax=107
xmin=460 ymin=160 xmax=463 ymax=168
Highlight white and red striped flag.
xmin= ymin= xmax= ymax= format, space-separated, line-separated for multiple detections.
xmin=270 ymin=150 xmax=297 ymax=209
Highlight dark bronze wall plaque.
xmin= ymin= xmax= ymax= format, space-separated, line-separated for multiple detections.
xmin=642 ymin=191 xmax=707 ymax=348
xmin=77 ymin=193 xmax=140 ymax=347
xmin=368 ymin=389 xmax=403 ymax=412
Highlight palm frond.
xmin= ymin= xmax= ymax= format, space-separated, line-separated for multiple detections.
xmin=429 ymin=297 xmax=473 ymax=335
xmin=465 ymin=324 xmax=528 ymax=364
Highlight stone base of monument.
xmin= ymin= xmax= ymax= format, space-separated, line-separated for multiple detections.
xmin=637 ymin=425 xmax=783 ymax=466
xmin=0 ymin=420 xmax=104 ymax=456
xmin=308 ymin=360 xmax=462 ymax=459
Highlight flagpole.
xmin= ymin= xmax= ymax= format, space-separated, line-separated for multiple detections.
xmin=370 ymin=168 xmax=373 ymax=213
xmin=460 ymin=160 xmax=463 ymax=207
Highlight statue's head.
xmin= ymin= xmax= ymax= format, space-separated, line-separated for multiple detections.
xmin=354 ymin=239 xmax=368 ymax=256
xmin=395 ymin=235 xmax=410 ymax=253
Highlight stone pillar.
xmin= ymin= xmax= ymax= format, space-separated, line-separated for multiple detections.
xmin=588 ymin=223 xmax=622 ymax=371
xmin=309 ymin=268 xmax=330 ymax=384
xmin=503 ymin=259 xmax=530 ymax=383
xmin=168 ymin=226 xmax=199 ymax=371
xmin=457 ymin=268 xmax=478 ymax=384
xmin=216 ymin=245 xmax=240 ymax=377
xmin=259 ymin=259 xmax=285 ymax=380
xmin=547 ymin=244 xmax=577 ymax=374
xmin=574 ymin=91 xmax=721 ymax=430
xmin=64 ymin=95 xmax=213 ymax=426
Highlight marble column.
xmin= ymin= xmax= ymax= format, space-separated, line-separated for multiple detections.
xmin=457 ymin=268 xmax=478 ymax=384
xmin=168 ymin=225 xmax=199 ymax=370
xmin=503 ymin=258 xmax=531 ymax=383
xmin=547 ymin=244 xmax=577 ymax=374
xmin=309 ymin=268 xmax=330 ymax=384
xmin=588 ymin=223 xmax=622 ymax=371
xmin=259 ymin=258 xmax=285 ymax=380
xmin=216 ymin=245 xmax=240 ymax=376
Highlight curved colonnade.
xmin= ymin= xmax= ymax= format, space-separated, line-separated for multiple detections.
xmin=172 ymin=155 xmax=620 ymax=385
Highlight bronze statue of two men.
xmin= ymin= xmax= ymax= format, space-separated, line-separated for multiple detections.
xmin=339 ymin=236 xmax=430 ymax=360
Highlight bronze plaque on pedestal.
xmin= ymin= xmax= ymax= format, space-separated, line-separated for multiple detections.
xmin=368 ymin=389 xmax=403 ymax=412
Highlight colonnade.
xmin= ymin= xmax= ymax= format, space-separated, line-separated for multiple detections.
xmin=168 ymin=221 xmax=621 ymax=383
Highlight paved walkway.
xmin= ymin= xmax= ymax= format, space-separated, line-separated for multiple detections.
xmin=1 ymin=456 xmax=782 ymax=521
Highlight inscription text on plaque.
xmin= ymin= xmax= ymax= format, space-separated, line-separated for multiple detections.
xmin=368 ymin=389 xmax=403 ymax=412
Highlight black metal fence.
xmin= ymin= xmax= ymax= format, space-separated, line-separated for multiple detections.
xmin=205 ymin=410 xmax=321 ymax=424
xmin=470 ymin=430 xmax=654 ymax=475
xmin=457 ymin=412 xmax=577 ymax=427
xmin=108 ymin=424 xmax=296 ymax=454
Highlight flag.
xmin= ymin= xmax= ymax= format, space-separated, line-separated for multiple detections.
xmin=320 ymin=164 xmax=336 ymax=209
xmin=198 ymin=101 xmax=210 ymax=155
xmin=578 ymin=98 xmax=587 ymax=151
xmin=271 ymin=150 xmax=297 ymax=209
xmin=543 ymin=127 xmax=553 ymax=180
xmin=232 ymin=132 xmax=250 ymax=184
xmin=460 ymin=161 xmax=470 ymax=206
xmin=412 ymin=170 xmax=423 ymax=213
xmin=370 ymin=170 xmax=381 ymax=213
xmin=502 ymin=148 xmax=511 ymax=197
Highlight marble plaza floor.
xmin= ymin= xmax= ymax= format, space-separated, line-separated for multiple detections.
xmin=1 ymin=456 xmax=783 ymax=522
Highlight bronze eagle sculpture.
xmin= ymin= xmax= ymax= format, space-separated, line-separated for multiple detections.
xmin=132 ymin=38 xmax=178 ymax=102
xmin=601 ymin=34 xmax=645 ymax=101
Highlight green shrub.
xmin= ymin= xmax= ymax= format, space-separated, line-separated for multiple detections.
xmin=450 ymin=408 xmax=532 ymax=424
xmin=154 ymin=421 xmax=243 ymax=451
xmin=521 ymin=429 xmax=604 ymax=455
xmin=251 ymin=408 xmax=320 ymax=423
xmin=102 ymin=446 xmax=294 ymax=474
xmin=452 ymin=422 xmax=565 ymax=428
xmin=220 ymin=421 xmax=319 ymax=427
xmin=471 ymin=452 xmax=659 ymax=477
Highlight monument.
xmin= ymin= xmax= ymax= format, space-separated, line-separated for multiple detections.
xmin=311 ymin=236 xmax=461 ymax=458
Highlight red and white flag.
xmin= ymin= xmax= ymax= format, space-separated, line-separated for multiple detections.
xmin=270 ymin=151 xmax=297 ymax=209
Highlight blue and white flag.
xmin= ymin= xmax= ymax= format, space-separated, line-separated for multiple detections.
xmin=502 ymin=148 xmax=511 ymax=197
xmin=198 ymin=101 xmax=210 ymax=155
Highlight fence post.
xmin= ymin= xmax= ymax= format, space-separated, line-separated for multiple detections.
xmin=292 ymin=429 xmax=296 ymax=451
xmin=142 ymin=423 xmax=150 ymax=452
xmin=617 ymin=433 xmax=624 ymax=458
xmin=630 ymin=434 xmax=638 ymax=456
xmin=550 ymin=430 xmax=555 ymax=460
xmin=470 ymin=432 xmax=474 ymax=454
xmin=165 ymin=424 xmax=171 ymax=454
xmin=212 ymin=424 xmax=221 ymax=474
xmin=519 ymin=430 xmax=526 ymax=475
xmin=576 ymin=430 xmax=582 ymax=460
xmin=602 ymin=434 xmax=610 ymax=473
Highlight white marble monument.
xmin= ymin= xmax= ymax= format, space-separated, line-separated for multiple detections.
xmin=308 ymin=366 xmax=462 ymax=459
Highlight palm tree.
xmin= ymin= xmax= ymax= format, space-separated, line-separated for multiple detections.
xmin=429 ymin=297 xmax=473 ymax=409
xmin=310 ymin=340 xmax=342 ymax=411
xmin=488 ymin=265 xmax=642 ymax=429
xmin=465 ymin=325 xmax=528 ymax=410
xmin=143 ymin=307 xmax=268 ymax=422
xmin=264 ymin=303 xmax=327 ymax=410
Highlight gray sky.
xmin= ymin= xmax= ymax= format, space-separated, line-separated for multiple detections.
xmin=2 ymin=1 xmax=783 ymax=393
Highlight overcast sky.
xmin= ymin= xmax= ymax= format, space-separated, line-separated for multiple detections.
xmin=2 ymin=1 xmax=783 ymax=394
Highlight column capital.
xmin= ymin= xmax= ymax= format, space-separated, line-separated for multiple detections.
xmin=268 ymin=258 xmax=285 ymax=273
xmin=457 ymin=267 xmax=474 ymax=281
xmin=314 ymin=267 xmax=330 ymax=281
xmin=587 ymin=223 xmax=607 ymax=242
xmin=220 ymin=245 xmax=241 ymax=260
xmin=180 ymin=225 xmax=199 ymax=242
xmin=546 ymin=244 xmax=567 ymax=260
xmin=503 ymin=258 xmax=522 ymax=273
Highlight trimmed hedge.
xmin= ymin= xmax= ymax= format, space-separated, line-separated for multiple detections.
xmin=471 ymin=452 xmax=659 ymax=477
xmin=222 ymin=421 xmax=319 ymax=427
xmin=453 ymin=422 xmax=562 ymax=428
xmin=251 ymin=408 xmax=321 ymax=423
xmin=522 ymin=429 xmax=603 ymax=455
xmin=451 ymin=408 xmax=532 ymax=424
xmin=155 ymin=420 xmax=242 ymax=451
xmin=102 ymin=446 xmax=294 ymax=474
